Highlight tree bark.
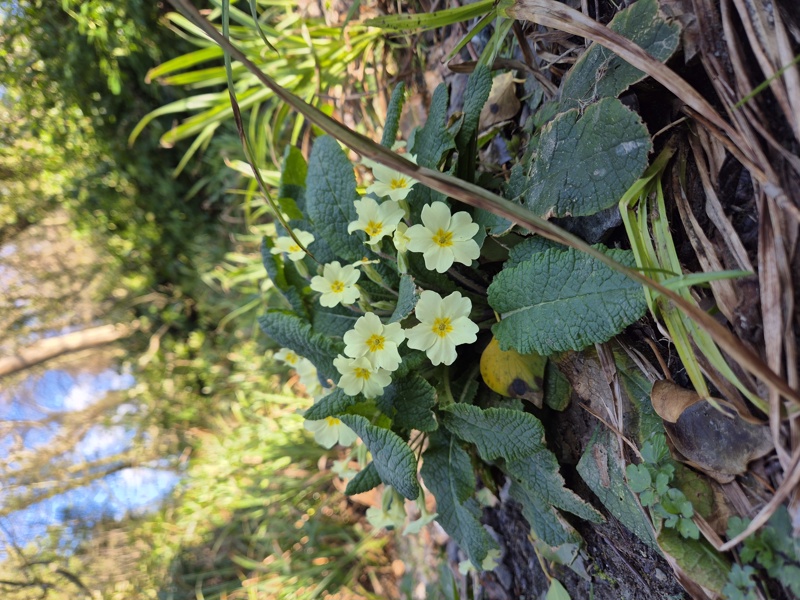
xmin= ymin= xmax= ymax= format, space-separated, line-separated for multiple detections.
xmin=0 ymin=323 xmax=135 ymax=378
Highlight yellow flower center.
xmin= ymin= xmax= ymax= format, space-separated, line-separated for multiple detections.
xmin=289 ymin=244 xmax=301 ymax=252
xmin=330 ymin=280 xmax=345 ymax=293
xmin=366 ymin=334 xmax=386 ymax=352
xmin=390 ymin=177 xmax=408 ymax=190
xmin=285 ymin=352 xmax=298 ymax=364
xmin=433 ymin=228 xmax=453 ymax=248
xmin=432 ymin=317 xmax=453 ymax=338
xmin=325 ymin=416 xmax=341 ymax=426
xmin=354 ymin=367 xmax=372 ymax=380
xmin=365 ymin=221 xmax=383 ymax=237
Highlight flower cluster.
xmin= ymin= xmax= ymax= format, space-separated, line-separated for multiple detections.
xmin=270 ymin=156 xmax=484 ymax=446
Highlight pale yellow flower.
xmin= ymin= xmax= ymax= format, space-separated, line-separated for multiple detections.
xmin=347 ymin=197 xmax=405 ymax=246
xmin=365 ymin=158 xmax=419 ymax=202
xmin=304 ymin=416 xmax=358 ymax=449
xmin=310 ymin=261 xmax=361 ymax=307
xmin=270 ymin=230 xmax=315 ymax=262
xmin=405 ymin=290 xmax=478 ymax=366
xmin=343 ymin=312 xmax=405 ymax=372
xmin=406 ymin=202 xmax=480 ymax=273
xmin=333 ymin=354 xmax=392 ymax=397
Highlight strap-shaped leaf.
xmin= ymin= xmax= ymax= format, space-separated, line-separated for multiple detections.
xmin=421 ymin=431 xmax=498 ymax=568
xmin=526 ymin=98 xmax=651 ymax=217
xmin=388 ymin=274 xmax=419 ymax=323
xmin=312 ymin=304 xmax=360 ymax=338
xmin=441 ymin=404 xmax=602 ymax=545
xmin=277 ymin=145 xmax=307 ymax=216
xmin=409 ymin=83 xmax=456 ymax=169
xmin=507 ymin=480 xmax=582 ymax=547
xmin=345 ymin=462 xmax=382 ymax=495
xmin=382 ymin=374 xmax=438 ymax=432
xmin=258 ymin=310 xmax=342 ymax=382
xmin=260 ymin=238 xmax=309 ymax=317
xmin=304 ymin=388 xmax=363 ymax=420
xmin=305 ymin=136 xmax=363 ymax=261
xmin=488 ymin=246 xmax=646 ymax=354
xmin=339 ymin=415 xmax=420 ymax=500
xmin=381 ymin=83 xmax=406 ymax=148
xmin=455 ymin=64 xmax=492 ymax=151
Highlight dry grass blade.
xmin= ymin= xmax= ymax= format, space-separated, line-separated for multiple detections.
xmin=164 ymin=0 xmax=800 ymax=410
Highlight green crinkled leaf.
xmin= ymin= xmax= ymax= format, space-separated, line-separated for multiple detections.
xmin=344 ymin=462 xmax=382 ymax=495
xmin=304 ymin=388 xmax=363 ymax=420
xmin=382 ymin=373 xmax=438 ymax=432
xmin=381 ymin=83 xmax=406 ymax=148
xmin=578 ymin=428 xmax=658 ymax=548
xmin=421 ymin=431 xmax=497 ymax=569
xmin=456 ymin=64 xmax=493 ymax=151
xmin=409 ymin=83 xmax=456 ymax=170
xmin=526 ymin=98 xmax=651 ymax=217
xmin=339 ymin=415 xmax=420 ymax=500
xmin=561 ymin=0 xmax=680 ymax=110
xmin=441 ymin=404 xmax=603 ymax=538
xmin=312 ymin=304 xmax=360 ymax=338
xmin=543 ymin=360 xmax=571 ymax=411
xmin=278 ymin=145 xmax=307 ymax=217
xmin=658 ymin=528 xmax=731 ymax=594
xmin=305 ymin=136 xmax=363 ymax=261
xmin=488 ymin=246 xmax=646 ymax=354
xmin=258 ymin=310 xmax=342 ymax=382
xmin=506 ymin=236 xmax=562 ymax=268
xmin=508 ymin=480 xmax=582 ymax=547
xmin=394 ymin=350 xmax=428 ymax=380
xmin=389 ymin=274 xmax=419 ymax=323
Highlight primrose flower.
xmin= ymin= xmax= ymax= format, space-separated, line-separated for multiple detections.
xmin=304 ymin=416 xmax=358 ymax=449
xmin=343 ymin=312 xmax=405 ymax=371
xmin=406 ymin=201 xmax=480 ymax=273
xmin=333 ymin=354 xmax=392 ymax=397
xmin=406 ymin=290 xmax=479 ymax=366
xmin=347 ymin=197 xmax=405 ymax=246
xmin=274 ymin=348 xmax=301 ymax=367
xmin=310 ymin=261 xmax=361 ymax=307
xmin=295 ymin=357 xmax=325 ymax=398
xmin=366 ymin=158 xmax=419 ymax=202
xmin=270 ymin=230 xmax=315 ymax=262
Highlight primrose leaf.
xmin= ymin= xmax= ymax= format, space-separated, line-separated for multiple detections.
xmin=305 ymin=136 xmax=363 ymax=261
xmin=455 ymin=64 xmax=493 ymax=150
xmin=383 ymin=373 xmax=438 ymax=432
xmin=658 ymin=529 xmax=731 ymax=594
xmin=312 ymin=304 xmax=360 ymax=338
xmin=344 ymin=462 xmax=382 ymax=495
xmin=561 ymin=0 xmax=681 ymax=109
xmin=421 ymin=431 xmax=498 ymax=569
xmin=441 ymin=404 xmax=602 ymax=546
xmin=508 ymin=480 xmax=582 ymax=547
xmin=258 ymin=310 xmax=342 ymax=382
xmin=278 ymin=145 xmax=307 ymax=217
xmin=488 ymin=246 xmax=646 ymax=355
xmin=381 ymin=82 xmax=406 ymax=147
xmin=304 ymin=388 xmax=363 ymax=420
xmin=579 ymin=429 xmax=657 ymax=548
xmin=339 ymin=415 xmax=419 ymax=500
xmin=409 ymin=83 xmax=456 ymax=170
xmin=389 ymin=274 xmax=419 ymax=323
xmin=260 ymin=238 xmax=308 ymax=317
xmin=526 ymin=98 xmax=651 ymax=217
xmin=506 ymin=236 xmax=562 ymax=268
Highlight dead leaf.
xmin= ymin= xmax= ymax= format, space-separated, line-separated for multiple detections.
xmin=479 ymin=72 xmax=521 ymax=129
xmin=651 ymin=381 xmax=773 ymax=483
